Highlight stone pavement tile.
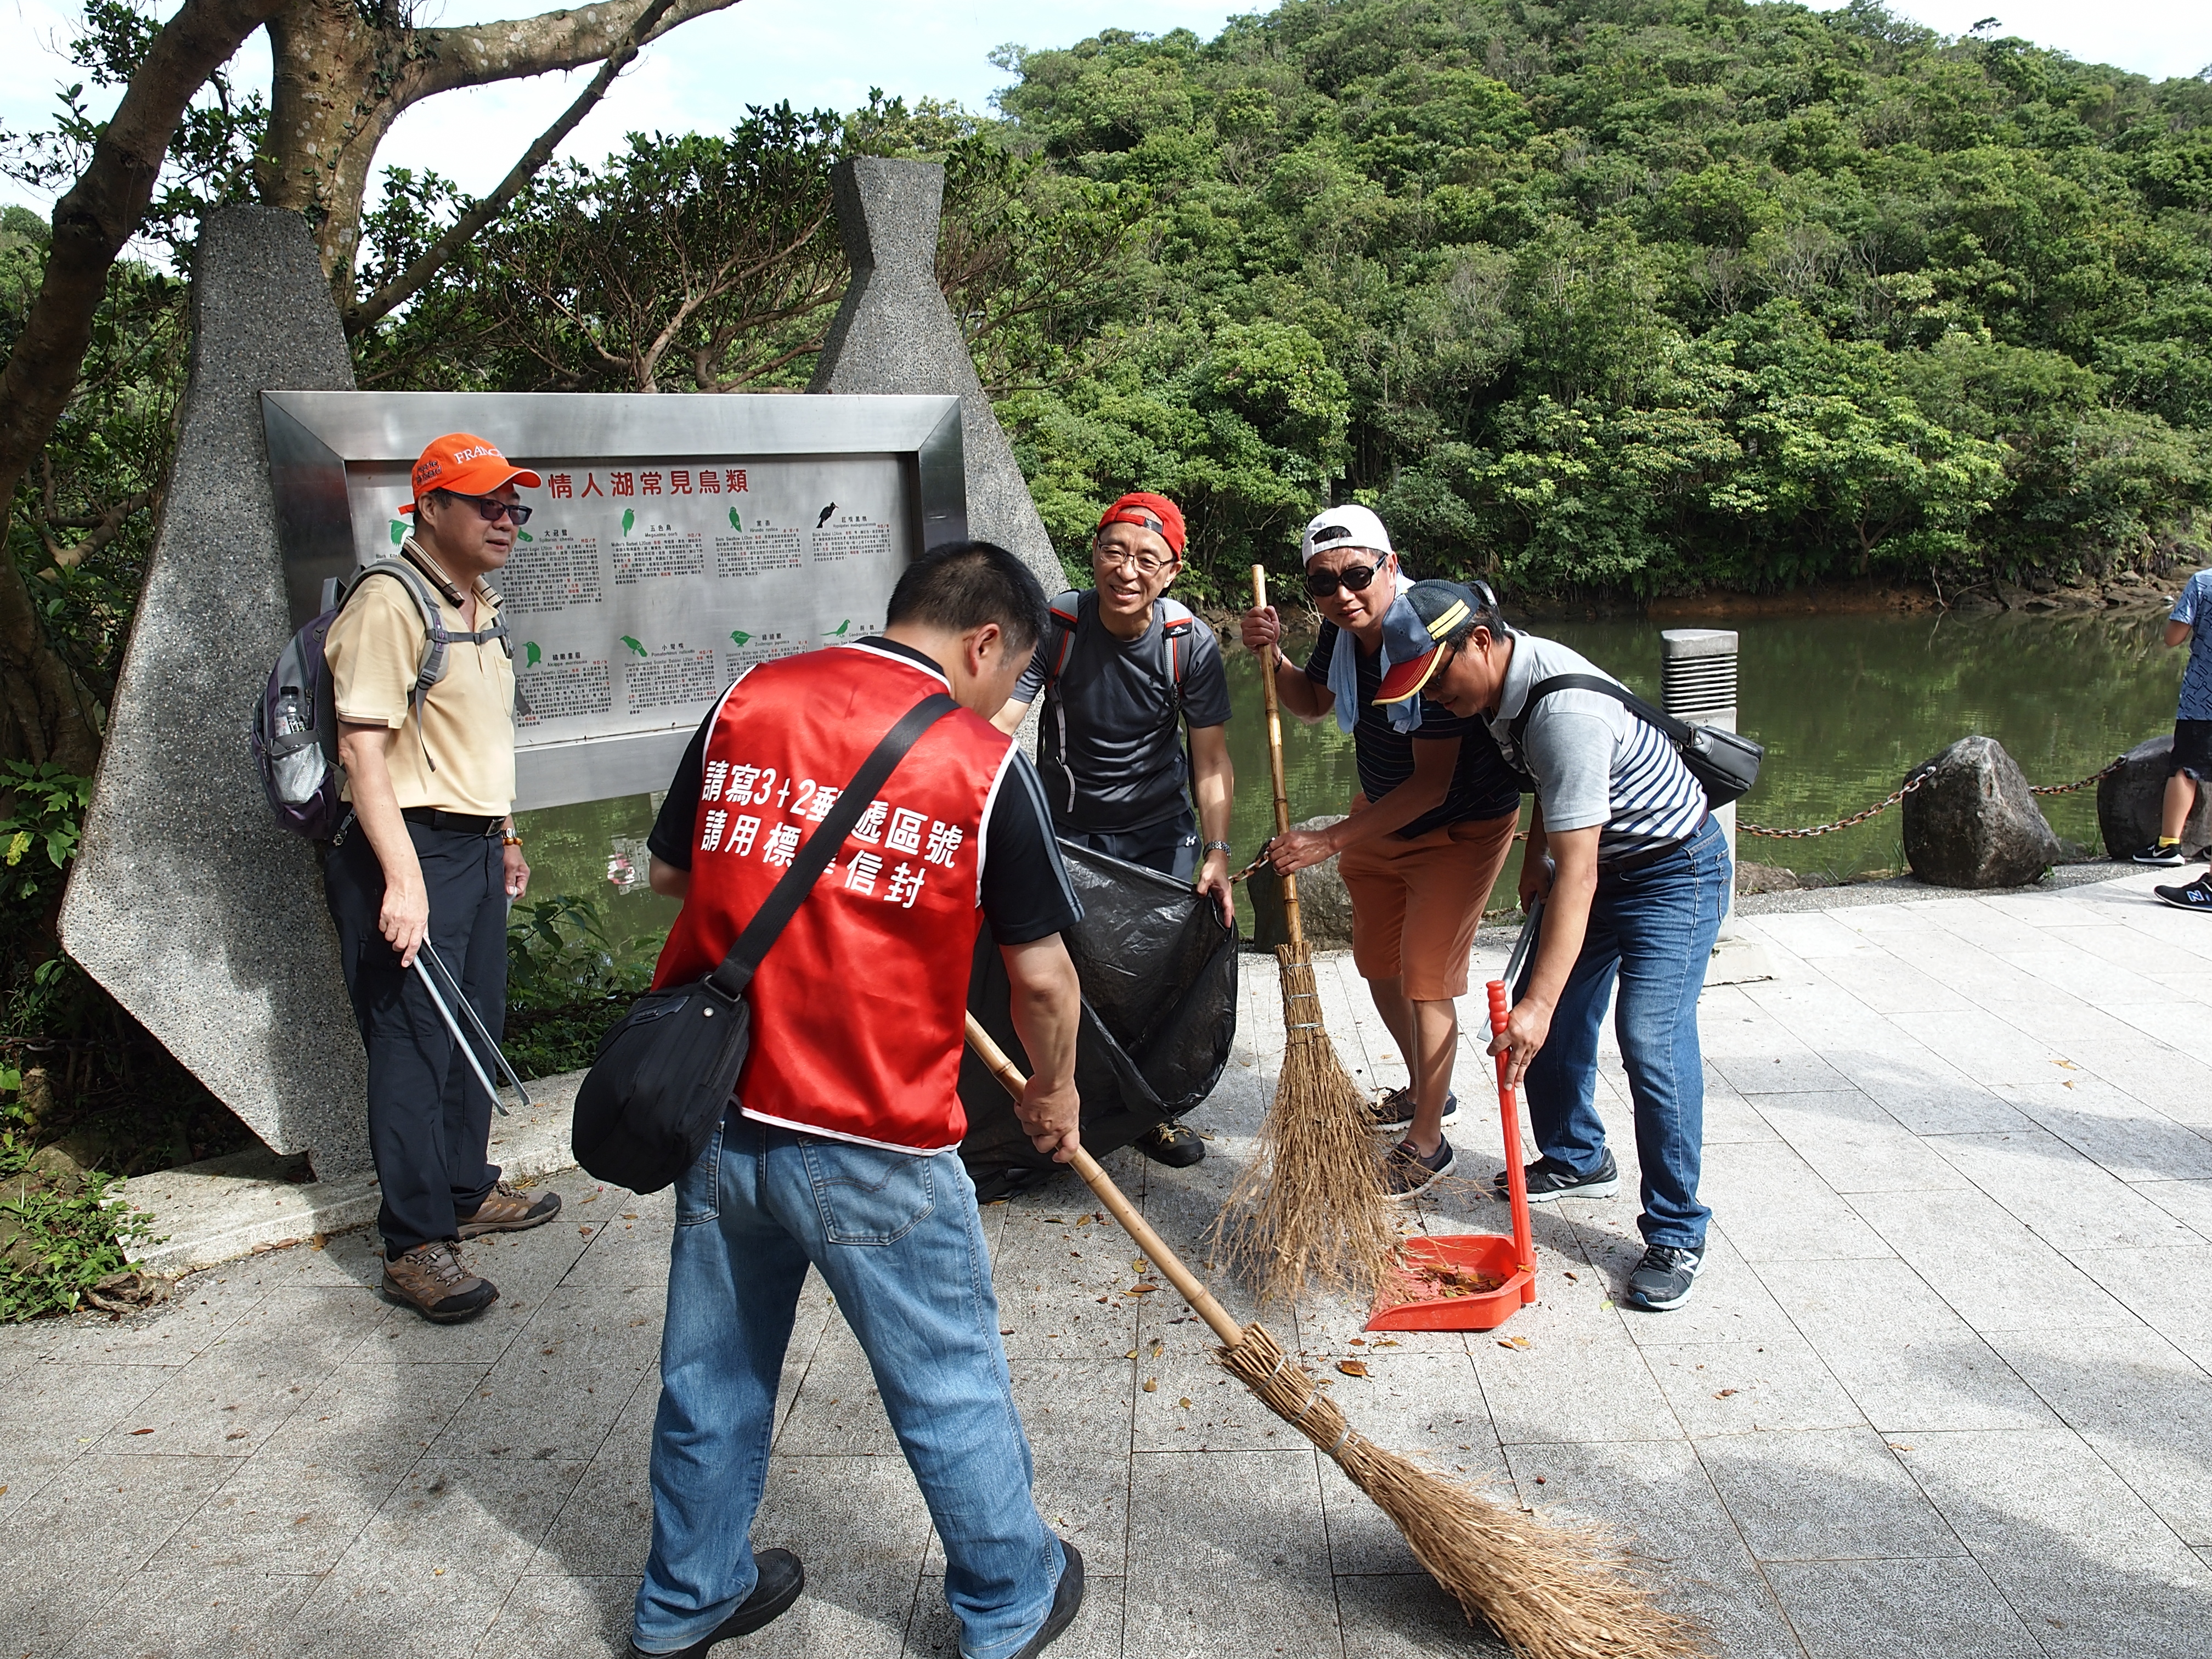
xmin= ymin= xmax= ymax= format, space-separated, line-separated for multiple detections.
xmin=2059 ymin=1043 xmax=2212 ymax=1128
xmin=1927 ymin=1125 xmax=2200 ymax=1250
xmin=0 ymin=1452 xmax=74 ymax=1526
xmin=1750 ymin=912 xmax=1884 ymax=960
xmin=1644 ymin=1334 xmax=1865 ymax=1437
xmin=439 ymin=1283 xmax=664 ymax=1463
xmin=0 ymin=1357 xmax=174 ymax=1454
xmin=1988 ymin=1324 xmax=2212 ymax=1546
xmin=533 ymin=1437 xmax=652 ymax=1578
xmin=1846 ymin=1189 xmax=2139 ymax=1334
xmin=20 ymin=1271 xmax=265 ymax=1366
xmin=1886 ymin=1008 xmax=2075 ymax=1090
xmin=751 ymin=1454 xmax=945 ymax=1659
xmin=904 ymin=1571 xmax=1125 ymax=1658
xmin=256 ymin=1359 xmax=486 ymax=1471
xmin=1893 ymin=1427 xmax=2212 ymax=1659
xmin=149 ymin=1451 xmax=403 ymax=1573
xmin=2000 ymin=944 xmax=2179 ymax=1011
xmin=1796 ymin=947 xmax=1973 ymax=1015
xmin=1013 ymin=1357 xmax=1135 ymax=1558
xmin=1699 ymin=1142 xmax=1894 ymax=1263
xmin=285 ymin=1452 xmax=588 ymax=1659
xmin=557 ymin=1203 xmax=674 ymax=1285
xmin=1336 ymin=1571 xmax=1515 ymax=1657
xmin=1709 ymin=1048 xmax=1857 ymax=1098
xmin=1124 ymin=1448 xmax=1341 ymax=1658
xmin=1752 ymin=1091 xmax=1966 ymax=1195
xmin=1753 ymin=1258 xmax=2057 ymax=1434
xmin=994 ymin=1210 xmax=1145 ymax=1360
xmin=1991 ymin=1079 xmax=2212 ymax=1182
xmin=776 ymin=1338 xmax=901 ymax=1456
xmin=1830 ymin=1050 xmax=2028 ymax=1137
xmin=1611 ymin=1232 xmax=1799 ymax=1349
xmin=1926 ymin=901 xmax=2067 ymax=957
xmin=1762 ymin=1558 xmax=2042 ymax=1659
xmin=1309 ymin=1351 xmax=1506 ymax=1575
xmin=0 ymin=1453 xmax=239 ymax=1654
xmin=482 ymin=1573 xmax=641 ymax=1659
xmin=1697 ymin=1427 xmax=1962 ymax=1562
xmin=1702 ymin=1086 xmax=1781 ymax=1144
xmin=1504 ymin=1437 xmax=1802 ymax=1659
xmin=1472 ymin=1318 xmax=1681 ymax=1445
xmin=53 ymin=1567 xmax=319 ymax=1659
xmin=2135 ymin=1178 xmax=2212 ymax=1242
xmin=1133 ymin=1333 xmax=1291 ymax=1453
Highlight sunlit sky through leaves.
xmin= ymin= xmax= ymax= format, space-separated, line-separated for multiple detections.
xmin=1 ymin=1 xmax=2207 ymax=220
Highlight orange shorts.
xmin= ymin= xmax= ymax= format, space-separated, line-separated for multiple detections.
xmin=1336 ymin=803 xmax=1519 ymax=1003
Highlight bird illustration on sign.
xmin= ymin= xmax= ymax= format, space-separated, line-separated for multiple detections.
xmin=816 ymin=504 xmax=837 ymax=528
xmin=621 ymin=635 xmax=648 ymax=658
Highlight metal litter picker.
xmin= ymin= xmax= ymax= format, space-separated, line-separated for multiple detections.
xmin=411 ymin=940 xmax=533 ymax=1117
xmin=964 ymin=1014 xmax=1703 ymax=1659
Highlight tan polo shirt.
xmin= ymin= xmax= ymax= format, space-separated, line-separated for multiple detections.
xmin=326 ymin=554 xmax=518 ymax=817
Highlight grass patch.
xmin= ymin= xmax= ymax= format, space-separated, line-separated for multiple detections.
xmin=0 ymin=1131 xmax=159 ymax=1321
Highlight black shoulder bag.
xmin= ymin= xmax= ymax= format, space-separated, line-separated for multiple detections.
xmin=571 ymin=692 xmax=960 ymax=1193
xmin=1509 ymin=673 xmax=1764 ymax=807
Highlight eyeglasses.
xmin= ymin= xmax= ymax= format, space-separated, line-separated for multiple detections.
xmin=1305 ymin=561 xmax=1383 ymax=599
xmin=442 ymin=491 xmax=533 ymax=526
xmin=1093 ymin=545 xmax=1177 ymax=577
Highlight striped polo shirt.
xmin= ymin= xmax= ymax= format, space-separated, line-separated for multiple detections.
xmin=1486 ymin=631 xmax=1707 ymax=866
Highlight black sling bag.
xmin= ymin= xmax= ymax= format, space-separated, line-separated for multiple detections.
xmin=1509 ymin=673 xmax=1764 ymax=808
xmin=571 ymin=691 xmax=960 ymax=1193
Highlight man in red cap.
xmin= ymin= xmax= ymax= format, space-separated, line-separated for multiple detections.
xmin=323 ymin=433 xmax=563 ymax=1323
xmin=992 ymin=492 xmax=1234 ymax=1167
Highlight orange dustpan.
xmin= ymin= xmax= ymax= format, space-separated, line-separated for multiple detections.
xmin=1367 ymin=979 xmax=1537 ymax=1331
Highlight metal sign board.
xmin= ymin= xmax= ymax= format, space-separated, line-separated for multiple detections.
xmin=261 ymin=391 xmax=966 ymax=811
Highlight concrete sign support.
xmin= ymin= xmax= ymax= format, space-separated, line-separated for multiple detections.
xmin=1660 ymin=628 xmax=1770 ymax=983
xmin=59 ymin=208 xmax=374 ymax=1175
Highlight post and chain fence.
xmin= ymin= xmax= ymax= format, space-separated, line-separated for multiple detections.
xmin=1739 ymin=756 xmax=2127 ymax=840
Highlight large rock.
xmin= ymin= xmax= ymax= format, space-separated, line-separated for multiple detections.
xmin=1246 ymin=815 xmax=1353 ymax=950
xmin=2098 ymin=734 xmax=2212 ymax=859
xmin=1901 ymin=736 xmax=2064 ymax=888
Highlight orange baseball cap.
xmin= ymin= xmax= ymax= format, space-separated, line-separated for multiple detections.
xmin=1096 ymin=491 xmax=1186 ymax=557
xmin=397 ymin=432 xmax=543 ymax=512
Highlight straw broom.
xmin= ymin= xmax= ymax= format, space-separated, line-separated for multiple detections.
xmin=965 ymin=1014 xmax=1706 ymax=1659
xmin=1218 ymin=563 xmax=1397 ymax=1303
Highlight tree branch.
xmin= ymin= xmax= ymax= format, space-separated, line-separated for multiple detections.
xmin=345 ymin=0 xmax=682 ymax=333
xmin=404 ymin=0 xmax=743 ymax=104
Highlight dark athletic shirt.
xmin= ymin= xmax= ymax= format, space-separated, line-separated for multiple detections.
xmin=650 ymin=638 xmax=1082 ymax=945
xmin=1302 ymin=620 xmax=1522 ymax=838
xmin=1011 ymin=592 xmax=1233 ymax=835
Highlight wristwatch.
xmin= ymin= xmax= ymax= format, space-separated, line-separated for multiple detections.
xmin=1203 ymin=840 xmax=1232 ymax=856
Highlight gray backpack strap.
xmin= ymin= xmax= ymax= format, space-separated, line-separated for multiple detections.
xmin=1155 ymin=595 xmax=1195 ymax=699
xmin=346 ymin=558 xmax=452 ymax=721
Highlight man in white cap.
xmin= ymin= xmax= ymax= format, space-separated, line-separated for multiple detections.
xmin=1238 ymin=506 xmax=1523 ymax=1198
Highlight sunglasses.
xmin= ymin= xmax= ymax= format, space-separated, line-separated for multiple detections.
xmin=1305 ymin=561 xmax=1384 ymax=599
xmin=441 ymin=491 xmax=533 ymax=526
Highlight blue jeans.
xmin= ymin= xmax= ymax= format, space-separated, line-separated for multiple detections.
xmin=1522 ymin=816 xmax=1730 ymax=1251
xmin=634 ymin=1116 xmax=1064 ymax=1659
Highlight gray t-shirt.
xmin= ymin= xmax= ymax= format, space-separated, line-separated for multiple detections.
xmin=1013 ymin=592 xmax=1233 ymax=834
xmin=1486 ymin=631 xmax=1707 ymax=865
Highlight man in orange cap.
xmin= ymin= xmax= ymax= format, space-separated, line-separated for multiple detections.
xmin=992 ymin=491 xmax=1234 ymax=1167
xmin=323 ymin=433 xmax=565 ymax=1323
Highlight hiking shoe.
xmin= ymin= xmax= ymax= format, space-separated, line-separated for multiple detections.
xmin=1624 ymin=1245 xmax=1705 ymax=1311
xmin=629 ymin=1548 xmax=804 ymax=1657
xmin=1384 ymin=1138 xmax=1457 ymax=1201
xmin=1371 ymin=1087 xmax=1461 ymax=1134
xmin=1135 ymin=1121 xmax=1205 ymax=1168
xmin=1493 ymin=1149 xmax=1621 ymax=1204
xmin=458 ymin=1179 xmax=562 ymax=1238
xmin=1010 ymin=1539 xmax=1085 ymax=1659
xmin=2154 ymin=875 xmax=2212 ymax=912
xmin=2132 ymin=841 xmax=2188 ymax=867
xmin=381 ymin=1241 xmax=498 ymax=1323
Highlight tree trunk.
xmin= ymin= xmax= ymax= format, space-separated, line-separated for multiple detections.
xmin=0 ymin=0 xmax=294 ymax=771
xmin=258 ymin=0 xmax=747 ymax=299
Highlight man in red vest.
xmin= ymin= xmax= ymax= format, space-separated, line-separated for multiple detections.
xmin=629 ymin=542 xmax=1087 ymax=1659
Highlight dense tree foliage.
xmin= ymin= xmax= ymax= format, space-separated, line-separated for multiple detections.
xmin=989 ymin=0 xmax=2212 ymax=601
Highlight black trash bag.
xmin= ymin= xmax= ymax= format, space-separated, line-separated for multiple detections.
xmin=958 ymin=839 xmax=1239 ymax=1201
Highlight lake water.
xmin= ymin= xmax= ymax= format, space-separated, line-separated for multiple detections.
xmin=519 ymin=605 xmax=2187 ymax=956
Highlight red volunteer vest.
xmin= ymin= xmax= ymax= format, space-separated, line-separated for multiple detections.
xmin=651 ymin=643 xmax=1013 ymax=1151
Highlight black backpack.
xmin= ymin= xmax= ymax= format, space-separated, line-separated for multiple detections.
xmin=1508 ymin=673 xmax=1763 ymax=807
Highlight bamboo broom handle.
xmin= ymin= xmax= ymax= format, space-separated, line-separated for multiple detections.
xmin=964 ymin=1013 xmax=1245 ymax=1347
xmin=1250 ymin=564 xmax=1305 ymax=950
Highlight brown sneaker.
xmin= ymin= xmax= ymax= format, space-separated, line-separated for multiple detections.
xmin=382 ymin=1241 xmax=499 ymax=1323
xmin=458 ymin=1180 xmax=562 ymax=1238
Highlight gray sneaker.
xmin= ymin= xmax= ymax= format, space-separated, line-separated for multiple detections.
xmin=1625 ymin=1245 xmax=1705 ymax=1311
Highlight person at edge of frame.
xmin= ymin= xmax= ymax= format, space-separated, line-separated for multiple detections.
xmin=1235 ymin=505 xmax=1523 ymax=1201
xmin=321 ymin=432 xmax=563 ymax=1325
xmin=627 ymin=541 xmax=1089 ymax=1659
xmin=990 ymin=490 xmax=1235 ymax=1170
xmin=2136 ymin=562 xmax=2212 ymax=912
xmin=1406 ymin=577 xmax=1732 ymax=1313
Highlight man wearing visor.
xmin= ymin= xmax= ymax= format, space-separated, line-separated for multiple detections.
xmin=995 ymin=492 xmax=1234 ymax=1169
xmin=323 ymin=432 xmax=561 ymax=1323
xmin=1237 ymin=506 xmax=1522 ymax=1199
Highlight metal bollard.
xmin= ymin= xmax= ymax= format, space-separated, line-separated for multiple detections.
xmin=1661 ymin=629 xmax=1740 ymax=928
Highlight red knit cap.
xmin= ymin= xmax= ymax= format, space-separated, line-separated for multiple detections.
xmin=1095 ymin=492 xmax=1186 ymax=558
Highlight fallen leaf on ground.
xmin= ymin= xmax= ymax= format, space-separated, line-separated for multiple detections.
xmin=1336 ymin=1359 xmax=1369 ymax=1376
xmin=1714 ymin=1388 xmax=1739 ymax=1398
xmin=1143 ymin=1379 xmax=1158 ymax=1392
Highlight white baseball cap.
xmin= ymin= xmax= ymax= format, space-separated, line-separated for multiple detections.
xmin=1301 ymin=504 xmax=1395 ymax=564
